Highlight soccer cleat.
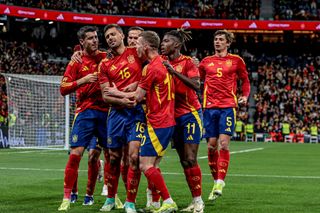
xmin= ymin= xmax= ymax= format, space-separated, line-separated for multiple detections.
xmin=70 ymin=193 xmax=78 ymax=203
xmin=139 ymin=204 xmax=160 ymax=213
xmin=208 ymin=181 xmax=225 ymax=201
xmin=124 ymin=201 xmax=137 ymax=213
xmin=193 ymin=201 xmax=204 ymax=213
xmin=154 ymin=202 xmax=178 ymax=213
xmin=100 ymin=198 xmax=115 ymax=212
xmin=83 ymin=195 xmax=94 ymax=205
xmin=58 ymin=199 xmax=70 ymax=211
xmin=97 ymin=160 xmax=104 ymax=183
xmin=180 ymin=202 xmax=194 ymax=212
xmin=101 ymin=184 xmax=108 ymax=196
xmin=115 ymin=194 xmax=124 ymax=209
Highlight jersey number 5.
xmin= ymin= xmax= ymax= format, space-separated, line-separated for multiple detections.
xmin=217 ymin=68 xmax=223 ymax=77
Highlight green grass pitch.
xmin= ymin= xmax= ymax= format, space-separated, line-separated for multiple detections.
xmin=0 ymin=141 xmax=319 ymax=213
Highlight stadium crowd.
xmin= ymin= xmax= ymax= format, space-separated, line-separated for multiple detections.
xmin=273 ymin=0 xmax=320 ymax=20
xmin=2 ymin=0 xmax=261 ymax=19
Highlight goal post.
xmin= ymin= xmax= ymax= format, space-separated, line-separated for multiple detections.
xmin=2 ymin=73 xmax=74 ymax=150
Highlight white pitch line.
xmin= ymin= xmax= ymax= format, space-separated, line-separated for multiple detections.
xmin=0 ymin=167 xmax=319 ymax=179
xmin=198 ymin=147 xmax=264 ymax=159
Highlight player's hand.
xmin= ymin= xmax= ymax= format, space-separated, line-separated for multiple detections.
xmin=84 ymin=73 xmax=98 ymax=83
xmin=162 ymin=60 xmax=175 ymax=75
xmin=238 ymin=96 xmax=248 ymax=106
xmin=71 ymin=51 xmax=83 ymax=63
xmin=121 ymin=97 xmax=136 ymax=108
xmin=123 ymin=82 xmax=138 ymax=92
xmin=103 ymin=83 xmax=119 ymax=96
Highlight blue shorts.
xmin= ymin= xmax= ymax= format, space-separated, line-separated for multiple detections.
xmin=86 ymin=137 xmax=102 ymax=151
xmin=173 ymin=109 xmax=203 ymax=145
xmin=70 ymin=109 xmax=108 ymax=148
xmin=203 ymin=108 xmax=236 ymax=138
xmin=107 ymin=104 xmax=146 ymax=149
xmin=140 ymin=125 xmax=174 ymax=157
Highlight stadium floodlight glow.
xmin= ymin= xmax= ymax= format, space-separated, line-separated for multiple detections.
xmin=0 ymin=23 xmax=3 ymax=26
xmin=35 ymin=18 xmax=40 ymax=21
xmin=48 ymin=21 xmax=53 ymax=24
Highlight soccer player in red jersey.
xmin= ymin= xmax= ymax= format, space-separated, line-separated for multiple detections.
xmin=161 ymin=29 xmax=204 ymax=213
xmin=199 ymin=30 xmax=250 ymax=201
xmin=99 ymin=24 xmax=145 ymax=213
xmin=104 ymin=30 xmax=178 ymax=213
xmin=58 ymin=26 xmax=109 ymax=211
xmin=111 ymin=26 xmax=145 ymax=199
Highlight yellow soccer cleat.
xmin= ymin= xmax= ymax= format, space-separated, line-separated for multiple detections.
xmin=154 ymin=202 xmax=178 ymax=213
xmin=58 ymin=199 xmax=70 ymax=211
xmin=115 ymin=194 xmax=124 ymax=209
xmin=208 ymin=181 xmax=225 ymax=201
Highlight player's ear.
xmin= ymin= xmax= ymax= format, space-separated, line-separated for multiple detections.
xmin=79 ymin=39 xmax=84 ymax=47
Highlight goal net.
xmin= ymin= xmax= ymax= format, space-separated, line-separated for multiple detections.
xmin=2 ymin=74 xmax=75 ymax=150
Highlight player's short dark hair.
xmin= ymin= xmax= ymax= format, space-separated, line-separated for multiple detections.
xmin=77 ymin=26 xmax=98 ymax=40
xmin=140 ymin=31 xmax=160 ymax=49
xmin=214 ymin=30 xmax=234 ymax=44
xmin=104 ymin=24 xmax=123 ymax=34
xmin=128 ymin=26 xmax=144 ymax=33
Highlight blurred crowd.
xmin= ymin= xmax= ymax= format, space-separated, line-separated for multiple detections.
xmin=2 ymin=0 xmax=261 ymax=19
xmin=274 ymin=0 xmax=320 ymax=20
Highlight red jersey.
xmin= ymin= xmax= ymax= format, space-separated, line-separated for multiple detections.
xmin=60 ymin=51 xmax=109 ymax=113
xmin=139 ymin=55 xmax=175 ymax=128
xmin=199 ymin=53 xmax=250 ymax=109
xmin=169 ymin=55 xmax=201 ymax=118
xmin=98 ymin=47 xmax=142 ymax=91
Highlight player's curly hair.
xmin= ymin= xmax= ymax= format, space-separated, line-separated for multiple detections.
xmin=164 ymin=28 xmax=192 ymax=51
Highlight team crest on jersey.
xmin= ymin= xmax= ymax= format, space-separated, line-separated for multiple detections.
xmin=127 ymin=55 xmax=135 ymax=64
xmin=226 ymin=60 xmax=232 ymax=67
xmin=175 ymin=65 xmax=183 ymax=73
xmin=72 ymin=134 xmax=78 ymax=143
xmin=107 ymin=137 xmax=112 ymax=145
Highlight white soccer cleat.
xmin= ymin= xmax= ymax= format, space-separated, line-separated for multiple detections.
xmin=193 ymin=200 xmax=204 ymax=213
xmin=180 ymin=201 xmax=194 ymax=212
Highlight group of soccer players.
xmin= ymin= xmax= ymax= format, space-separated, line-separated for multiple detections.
xmin=57 ymin=23 xmax=250 ymax=213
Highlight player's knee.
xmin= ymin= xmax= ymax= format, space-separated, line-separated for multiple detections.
xmin=208 ymin=144 xmax=218 ymax=151
xmin=219 ymin=139 xmax=230 ymax=150
xmin=129 ymin=153 xmax=139 ymax=168
xmin=180 ymin=158 xmax=197 ymax=168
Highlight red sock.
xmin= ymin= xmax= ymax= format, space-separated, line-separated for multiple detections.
xmin=121 ymin=163 xmax=129 ymax=190
xmin=104 ymin=152 xmax=110 ymax=186
xmin=208 ymin=148 xmax=219 ymax=180
xmin=184 ymin=164 xmax=202 ymax=197
xmin=63 ymin=154 xmax=81 ymax=199
xmin=107 ymin=160 xmax=121 ymax=198
xmin=217 ymin=149 xmax=230 ymax=180
xmin=72 ymin=173 xmax=78 ymax=194
xmin=86 ymin=159 xmax=99 ymax=196
xmin=144 ymin=167 xmax=170 ymax=201
xmin=126 ymin=167 xmax=141 ymax=202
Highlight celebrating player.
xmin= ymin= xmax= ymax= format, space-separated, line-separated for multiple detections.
xmin=199 ymin=29 xmax=250 ymax=201
xmin=58 ymin=26 xmax=109 ymax=211
xmin=98 ymin=24 xmax=145 ymax=213
xmin=161 ymin=29 xmax=204 ymax=213
xmin=104 ymin=30 xmax=178 ymax=213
